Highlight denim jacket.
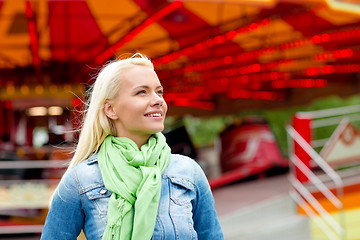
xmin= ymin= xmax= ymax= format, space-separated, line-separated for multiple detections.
xmin=41 ymin=154 xmax=223 ymax=240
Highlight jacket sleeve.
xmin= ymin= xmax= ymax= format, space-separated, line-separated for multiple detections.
xmin=192 ymin=162 xmax=224 ymax=239
xmin=41 ymin=168 xmax=84 ymax=239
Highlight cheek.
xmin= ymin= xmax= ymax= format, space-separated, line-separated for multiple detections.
xmin=163 ymin=102 xmax=168 ymax=116
xmin=117 ymin=100 xmax=142 ymax=114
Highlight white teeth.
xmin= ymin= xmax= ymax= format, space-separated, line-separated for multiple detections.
xmin=146 ymin=113 xmax=162 ymax=117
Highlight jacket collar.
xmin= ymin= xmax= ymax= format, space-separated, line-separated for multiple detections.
xmin=87 ymin=153 xmax=98 ymax=165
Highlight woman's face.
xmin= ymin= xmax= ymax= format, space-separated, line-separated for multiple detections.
xmin=105 ymin=65 xmax=167 ymax=146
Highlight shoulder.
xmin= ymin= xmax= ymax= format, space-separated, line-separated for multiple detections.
xmin=166 ymin=154 xmax=198 ymax=175
xmin=70 ymin=154 xmax=104 ymax=192
xmin=164 ymin=154 xmax=206 ymax=185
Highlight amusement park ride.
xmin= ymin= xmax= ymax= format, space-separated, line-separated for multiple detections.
xmin=0 ymin=0 xmax=360 ymax=238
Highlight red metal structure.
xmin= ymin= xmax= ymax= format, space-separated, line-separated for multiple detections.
xmin=0 ymin=0 xmax=360 ymax=114
xmin=292 ymin=113 xmax=312 ymax=183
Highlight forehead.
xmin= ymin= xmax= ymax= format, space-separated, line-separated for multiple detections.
xmin=122 ymin=65 xmax=161 ymax=87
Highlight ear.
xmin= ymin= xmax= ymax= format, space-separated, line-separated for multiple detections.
xmin=103 ymin=100 xmax=118 ymax=120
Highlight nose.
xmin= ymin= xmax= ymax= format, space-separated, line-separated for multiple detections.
xmin=151 ymin=93 xmax=164 ymax=107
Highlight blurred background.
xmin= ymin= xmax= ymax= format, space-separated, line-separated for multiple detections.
xmin=0 ymin=0 xmax=360 ymax=239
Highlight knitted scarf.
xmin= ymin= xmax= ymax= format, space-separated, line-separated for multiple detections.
xmin=98 ymin=132 xmax=171 ymax=240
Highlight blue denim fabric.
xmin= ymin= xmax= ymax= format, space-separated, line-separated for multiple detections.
xmin=41 ymin=154 xmax=223 ymax=240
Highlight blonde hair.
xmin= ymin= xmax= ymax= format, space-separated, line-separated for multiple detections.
xmin=68 ymin=53 xmax=154 ymax=169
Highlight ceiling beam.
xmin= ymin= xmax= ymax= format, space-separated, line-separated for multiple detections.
xmin=25 ymin=0 xmax=43 ymax=82
xmin=90 ymin=1 xmax=183 ymax=67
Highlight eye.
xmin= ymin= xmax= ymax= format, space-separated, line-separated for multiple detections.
xmin=136 ymin=90 xmax=146 ymax=95
xmin=157 ymin=89 xmax=164 ymax=95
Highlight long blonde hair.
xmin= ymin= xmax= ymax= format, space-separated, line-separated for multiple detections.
xmin=68 ymin=53 xmax=154 ymax=169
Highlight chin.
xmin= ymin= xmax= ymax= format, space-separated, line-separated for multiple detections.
xmin=148 ymin=126 xmax=164 ymax=134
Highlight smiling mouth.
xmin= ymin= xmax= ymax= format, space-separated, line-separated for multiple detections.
xmin=144 ymin=113 xmax=162 ymax=117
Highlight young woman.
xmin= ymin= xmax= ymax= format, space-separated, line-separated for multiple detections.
xmin=41 ymin=53 xmax=223 ymax=239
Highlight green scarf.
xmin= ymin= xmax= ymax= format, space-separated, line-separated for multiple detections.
xmin=98 ymin=132 xmax=171 ymax=240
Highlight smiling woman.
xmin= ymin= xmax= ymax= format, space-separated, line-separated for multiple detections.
xmin=103 ymin=64 xmax=167 ymax=148
xmin=40 ymin=53 xmax=223 ymax=240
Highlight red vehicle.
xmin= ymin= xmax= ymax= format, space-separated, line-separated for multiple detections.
xmin=210 ymin=117 xmax=288 ymax=188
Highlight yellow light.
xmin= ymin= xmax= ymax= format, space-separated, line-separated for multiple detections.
xmin=48 ymin=106 xmax=63 ymax=116
xmin=64 ymin=84 xmax=72 ymax=92
xmin=28 ymin=107 xmax=47 ymax=116
xmin=77 ymin=84 xmax=86 ymax=92
xmin=6 ymin=85 xmax=15 ymax=95
xmin=35 ymin=85 xmax=44 ymax=95
xmin=16 ymin=148 xmax=25 ymax=158
xmin=20 ymin=85 xmax=30 ymax=95
xmin=49 ymin=85 xmax=58 ymax=94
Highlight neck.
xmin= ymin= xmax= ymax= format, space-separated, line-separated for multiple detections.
xmin=134 ymin=137 xmax=149 ymax=150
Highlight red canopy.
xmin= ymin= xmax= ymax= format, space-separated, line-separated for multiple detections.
xmin=1 ymin=0 xmax=360 ymax=115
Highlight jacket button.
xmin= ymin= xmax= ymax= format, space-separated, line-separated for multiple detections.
xmin=100 ymin=188 xmax=107 ymax=195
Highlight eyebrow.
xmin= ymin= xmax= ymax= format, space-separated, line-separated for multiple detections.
xmin=133 ymin=85 xmax=163 ymax=90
